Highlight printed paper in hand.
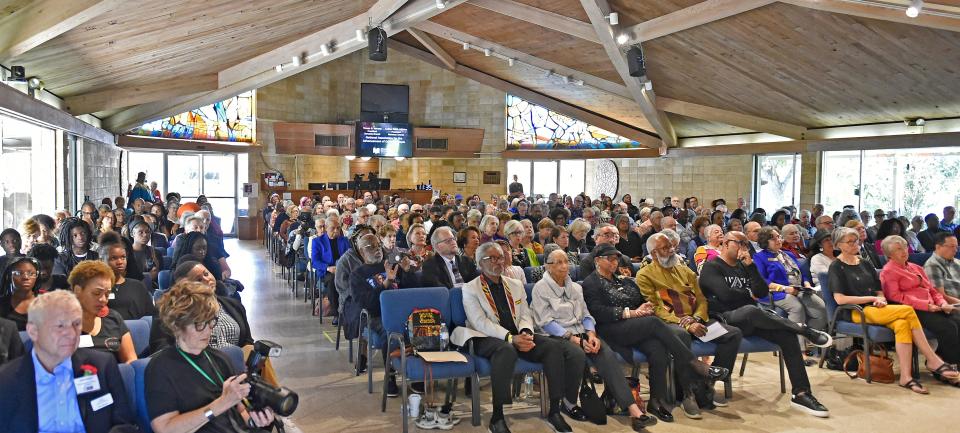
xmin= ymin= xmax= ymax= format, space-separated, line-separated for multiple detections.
xmin=697 ymin=322 xmax=730 ymax=343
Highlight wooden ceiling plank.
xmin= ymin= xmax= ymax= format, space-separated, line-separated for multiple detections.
xmin=407 ymin=28 xmax=457 ymax=69
xmin=656 ymin=97 xmax=807 ymax=139
xmin=624 ymin=0 xmax=775 ymax=44
xmin=415 ymin=20 xmax=630 ymax=97
xmin=63 ymin=73 xmax=219 ymax=115
xmin=106 ymin=0 xmax=467 ymax=133
xmin=369 ymin=0 xmax=410 ymax=25
xmin=0 ymin=0 xmax=123 ymax=60
xmin=580 ymin=0 xmax=676 ymax=148
xmin=782 ymin=0 xmax=960 ymax=32
xmin=389 ymin=40 xmax=662 ymax=148
xmin=467 ymin=0 xmax=600 ymax=43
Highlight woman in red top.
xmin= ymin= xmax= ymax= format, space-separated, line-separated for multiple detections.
xmin=880 ymin=235 xmax=960 ymax=382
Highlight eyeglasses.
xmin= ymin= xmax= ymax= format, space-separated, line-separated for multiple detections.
xmin=481 ymin=255 xmax=504 ymax=263
xmin=194 ymin=317 xmax=219 ymax=332
xmin=599 ymin=231 xmax=620 ymax=239
xmin=437 ymin=237 xmax=457 ymax=245
xmin=11 ymin=270 xmax=37 ymax=278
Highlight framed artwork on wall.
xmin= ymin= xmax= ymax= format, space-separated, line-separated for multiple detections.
xmin=483 ymin=171 xmax=501 ymax=185
xmin=453 ymin=172 xmax=467 ymax=183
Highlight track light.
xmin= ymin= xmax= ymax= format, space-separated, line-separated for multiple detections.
xmin=320 ymin=44 xmax=330 ymax=56
xmin=436 ymin=0 xmax=445 ymax=9
xmin=275 ymin=64 xmax=283 ymax=73
xmin=543 ymin=69 xmax=553 ymax=79
xmin=562 ymin=75 xmax=570 ymax=84
xmin=572 ymin=79 xmax=584 ymax=86
xmin=291 ymin=55 xmax=301 ymax=67
xmin=605 ymin=12 xmax=619 ymax=26
xmin=462 ymin=41 xmax=469 ymax=50
xmin=360 ymin=156 xmax=372 ymax=161
xmin=394 ymin=156 xmax=406 ymax=161
xmin=345 ymin=155 xmax=356 ymax=161
xmin=905 ymin=118 xmax=926 ymax=126
xmin=507 ymin=58 xmax=515 ymax=66
xmin=483 ymin=48 xmax=491 ymax=56
xmin=906 ymin=0 xmax=923 ymax=17
xmin=616 ymin=33 xmax=629 ymax=45
xmin=356 ymin=29 xmax=365 ymax=42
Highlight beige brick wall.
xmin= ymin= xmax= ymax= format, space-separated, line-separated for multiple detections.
xmin=799 ymin=151 xmax=820 ymax=210
xmin=80 ymin=137 xmax=124 ymax=204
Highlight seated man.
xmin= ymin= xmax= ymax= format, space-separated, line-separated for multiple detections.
xmin=924 ymin=232 xmax=960 ymax=304
xmin=0 ymin=290 xmax=135 ymax=432
xmin=0 ymin=316 xmax=24 ymax=365
xmin=420 ymin=226 xmax=478 ymax=289
xmin=699 ymin=231 xmax=831 ymax=418
xmin=451 ymin=242 xmax=585 ymax=433
xmin=636 ymin=233 xmax=742 ymax=418
xmin=578 ymin=223 xmax=634 ymax=278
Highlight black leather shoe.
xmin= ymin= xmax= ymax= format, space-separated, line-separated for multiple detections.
xmin=706 ymin=365 xmax=730 ymax=381
xmin=646 ymin=400 xmax=673 ymax=423
xmin=631 ymin=415 xmax=658 ymax=431
xmin=545 ymin=412 xmax=573 ymax=432
xmin=560 ymin=405 xmax=588 ymax=422
xmin=488 ymin=418 xmax=512 ymax=433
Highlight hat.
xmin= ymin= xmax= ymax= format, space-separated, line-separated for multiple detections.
xmin=810 ymin=230 xmax=832 ymax=255
xmin=593 ymin=244 xmax=621 ymax=258
xmin=455 ymin=194 xmax=463 ymax=200
xmin=642 ymin=198 xmax=655 ymax=206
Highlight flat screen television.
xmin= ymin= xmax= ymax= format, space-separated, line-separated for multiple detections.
xmin=356 ymin=122 xmax=413 ymax=158
xmin=360 ymin=83 xmax=409 ymax=114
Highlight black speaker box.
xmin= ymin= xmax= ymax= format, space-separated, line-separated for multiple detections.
xmin=626 ymin=46 xmax=645 ymax=78
xmin=9 ymin=66 xmax=25 ymax=81
xmin=308 ymin=183 xmax=326 ymax=190
xmin=368 ymin=28 xmax=387 ymax=62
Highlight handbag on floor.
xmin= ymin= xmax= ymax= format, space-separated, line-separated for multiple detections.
xmin=843 ymin=348 xmax=895 ymax=383
xmin=577 ymin=339 xmax=606 ymax=425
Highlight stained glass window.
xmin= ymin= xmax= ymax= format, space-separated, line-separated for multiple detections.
xmin=506 ymin=94 xmax=640 ymax=150
xmin=131 ymin=91 xmax=254 ymax=142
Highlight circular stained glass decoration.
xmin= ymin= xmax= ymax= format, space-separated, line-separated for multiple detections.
xmin=593 ymin=159 xmax=619 ymax=198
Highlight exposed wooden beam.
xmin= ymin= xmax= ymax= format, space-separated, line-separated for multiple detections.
xmin=0 ymin=0 xmax=123 ymax=60
xmin=623 ymin=0 xmax=774 ymax=45
xmin=503 ymin=148 xmax=661 ymax=159
xmin=369 ymin=0 xmax=410 ymax=25
xmin=656 ymin=97 xmax=807 ymax=139
xmin=406 ymin=28 xmax=457 ymax=69
xmin=105 ymin=0 xmax=467 ymax=133
xmin=580 ymin=0 xmax=676 ymax=148
xmin=117 ymin=134 xmax=253 ymax=153
xmin=390 ymin=40 xmax=662 ymax=148
xmin=415 ymin=20 xmax=631 ymax=98
xmin=467 ymin=0 xmax=600 ymax=43
xmin=64 ymin=74 xmax=219 ymax=115
xmin=782 ymin=0 xmax=960 ymax=33
xmin=670 ymin=131 xmax=960 ymax=157
xmin=0 ymin=82 xmax=115 ymax=144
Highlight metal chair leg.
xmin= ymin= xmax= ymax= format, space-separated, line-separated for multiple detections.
xmin=779 ymin=352 xmax=786 ymax=394
xmin=470 ymin=373 xmax=481 ymax=426
xmin=864 ymin=337 xmax=873 ymax=383
xmin=538 ymin=371 xmax=548 ymax=418
xmin=739 ymin=353 xmax=749 ymax=377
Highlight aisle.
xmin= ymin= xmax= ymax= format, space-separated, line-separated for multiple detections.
xmin=225 ymin=239 xmax=958 ymax=433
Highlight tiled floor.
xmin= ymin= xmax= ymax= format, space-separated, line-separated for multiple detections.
xmin=229 ymin=239 xmax=958 ymax=433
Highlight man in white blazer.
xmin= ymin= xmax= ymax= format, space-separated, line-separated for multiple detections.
xmin=451 ymin=242 xmax=585 ymax=433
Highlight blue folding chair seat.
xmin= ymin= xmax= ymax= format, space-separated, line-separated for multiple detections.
xmin=219 ymin=344 xmax=245 ymax=374
xmin=125 ymin=319 xmax=150 ymax=357
xmin=389 ymin=356 xmax=477 ymax=382
xmin=473 ymin=356 xmax=542 ymax=377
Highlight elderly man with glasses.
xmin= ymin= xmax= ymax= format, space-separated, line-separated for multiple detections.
xmin=698 ymin=231 xmax=832 ymax=417
xmin=636 ymin=233 xmax=741 ymax=418
xmin=578 ymin=223 xmax=634 ymax=279
xmin=420 ymin=227 xmax=477 ymax=289
xmin=451 ymin=242 xmax=585 ymax=433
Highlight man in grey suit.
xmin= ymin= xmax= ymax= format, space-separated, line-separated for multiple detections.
xmin=451 ymin=242 xmax=585 ymax=433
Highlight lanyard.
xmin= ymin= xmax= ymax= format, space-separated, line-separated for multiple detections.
xmin=177 ymin=348 xmax=225 ymax=387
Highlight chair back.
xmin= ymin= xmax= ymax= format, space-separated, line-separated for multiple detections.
xmin=818 ymin=272 xmax=838 ymax=319
xmin=569 ymin=264 xmax=580 ymax=282
xmin=523 ymin=266 xmax=536 ymax=283
xmin=132 ymin=358 xmax=153 ymax=433
xmin=908 ymin=252 xmax=932 ymax=266
xmin=117 ymin=362 xmax=136 ymax=414
xmin=125 ymin=319 xmax=150 ymax=357
xmin=166 ymin=246 xmax=175 ymax=256
xmin=161 ymin=255 xmax=172 ymax=271
xmin=799 ymin=258 xmax=811 ymax=282
xmin=219 ymin=345 xmax=246 ymax=374
xmin=380 ymin=287 xmax=450 ymax=334
xmin=449 ymin=287 xmax=467 ymax=327
xmin=523 ymin=283 xmax=535 ymax=303
xmin=19 ymin=330 xmax=32 ymax=352
xmin=157 ymin=270 xmax=171 ymax=293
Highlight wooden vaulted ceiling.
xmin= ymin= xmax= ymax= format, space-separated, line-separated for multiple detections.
xmin=3 ymin=0 xmax=960 ymax=144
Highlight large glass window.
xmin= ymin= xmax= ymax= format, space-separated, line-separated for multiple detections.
xmin=755 ymin=154 xmax=802 ymax=213
xmin=559 ymin=160 xmax=586 ymax=196
xmin=131 ymin=91 xmax=254 ymax=142
xmin=506 ymin=159 xmax=585 ymax=197
xmin=0 ymin=115 xmax=58 ymax=228
xmin=506 ymin=94 xmax=641 ymax=150
xmin=822 ymin=147 xmax=960 ymax=218
xmin=507 ymin=161 xmax=531 ymax=196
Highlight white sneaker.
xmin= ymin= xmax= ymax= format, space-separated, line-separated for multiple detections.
xmin=415 ymin=408 xmax=454 ymax=430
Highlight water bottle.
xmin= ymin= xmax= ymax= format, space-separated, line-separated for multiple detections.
xmin=522 ymin=374 xmax=534 ymax=399
xmin=439 ymin=323 xmax=449 ymax=351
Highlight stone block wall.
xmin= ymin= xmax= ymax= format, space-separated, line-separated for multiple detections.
xmin=799 ymin=150 xmax=820 ymax=210
xmin=79 ymin=137 xmax=124 ymax=204
xmin=592 ymin=155 xmax=755 ymax=207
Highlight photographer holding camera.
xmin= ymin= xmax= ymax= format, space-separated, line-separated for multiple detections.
xmin=146 ymin=280 xmax=277 ymax=433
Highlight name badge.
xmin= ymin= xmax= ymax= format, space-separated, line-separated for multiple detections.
xmin=108 ymin=292 xmax=116 ymax=300
xmin=78 ymin=335 xmax=94 ymax=348
xmin=90 ymin=393 xmax=113 ymax=411
xmin=74 ymin=375 xmax=101 ymax=394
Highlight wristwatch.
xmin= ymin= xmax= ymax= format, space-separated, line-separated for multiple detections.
xmin=203 ymin=408 xmax=215 ymax=421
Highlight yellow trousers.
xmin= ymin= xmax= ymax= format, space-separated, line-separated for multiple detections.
xmin=851 ymin=304 xmax=921 ymax=344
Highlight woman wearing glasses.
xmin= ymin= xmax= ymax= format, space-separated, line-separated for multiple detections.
xmin=145 ymin=280 xmax=276 ymax=433
xmin=70 ymin=260 xmax=138 ymax=363
xmin=0 ymin=256 xmax=42 ymax=330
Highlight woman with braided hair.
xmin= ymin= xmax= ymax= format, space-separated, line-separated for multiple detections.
xmin=56 ymin=217 xmax=99 ymax=276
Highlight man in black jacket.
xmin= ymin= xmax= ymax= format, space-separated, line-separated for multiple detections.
xmin=0 ymin=316 xmax=24 ymax=365
xmin=420 ymin=227 xmax=477 ymax=289
xmin=0 ymin=290 xmax=135 ymax=433
xmin=698 ymin=231 xmax=831 ymax=418
xmin=578 ymin=224 xmax=633 ymax=278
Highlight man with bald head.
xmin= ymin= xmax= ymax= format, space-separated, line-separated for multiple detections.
xmin=744 ymin=221 xmax=762 ymax=255
xmin=698 ymin=231 xmax=831 ymax=417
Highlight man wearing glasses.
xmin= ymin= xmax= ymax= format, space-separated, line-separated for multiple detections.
xmin=420 ymin=227 xmax=477 ymax=289
xmin=578 ymin=224 xmax=634 ymax=278
xmin=451 ymin=242 xmax=585 ymax=433
xmin=636 ymin=233 xmax=742 ymax=418
xmin=698 ymin=231 xmax=832 ymax=418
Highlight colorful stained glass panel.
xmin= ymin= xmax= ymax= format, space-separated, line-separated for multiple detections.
xmin=131 ymin=91 xmax=254 ymax=142
xmin=506 ymin=94 xmax=640 ymax=150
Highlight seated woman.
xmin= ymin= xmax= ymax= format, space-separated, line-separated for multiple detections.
xmin=685 ymin=216 xmax=711 ymax=258
xmin=725 ymin=218 xmax=743 ymax=235
xmin=753 ymin=226 xmax=827 ymax=362
xmin=567 ymin=218 xmax=594 ymax=254
xmin=879 ymin=235 xmax=960 ymax=381
xmin=844 ymin=220 xmax=883 ymax=269
xmin=129 ymin=219 xmax=161 ymax=284
xmin=519 ymin=219 xmax=544 ymax=257
xmin=581 ymin=245 xmax=727 ymax=423
xmin=495 ymin=240 xmax=528 ymax=285
xmin=479 ymin=214 xmax=504 ymax=244
xmin=0 ymin=228 xmax=23 ymax=272
xmin=530 ymin=249 xmax=656 ymax=431
xmin=457 ymin=226 xmax=481 ymax=265
xmin=99 ymin=240 xmax=156 ymax=320
xmin=693 ymin=224 xmax=723 ymax=274
xmin=830 ymin=228 xmax=958 ymax=393
xmin=146 ymin=280 xmax=276 ymax=433
xmin=56 ymin=217 xmax=99 ymax=276
xmin=405 ymin=223 xmax=432 ymax=269
xmin=173 ymin=231 xmax=222 ymax=284
xmin=614 ymin=214 xmax=644 ymax=262
xmin=807 ymin=230 xmax=836 ymax=286
xmin=504 ymin=220 xmax=536 ymax=268
xmin=780 ymin=224 xmax=808 ymax=260
xmin=69 ymin=261 xmax=137 ymax=363
xmin=551 ymin=226 xmax=581 ymax=266
xmin=0 ymin=257 xmax=42 ymax=330
xmin=27 ymin=244 xmax=70 ymax=293
xmin=875 ymin=218 xmax=914 ymax=255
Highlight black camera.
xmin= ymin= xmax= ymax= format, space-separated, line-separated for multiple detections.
xmin=386 ymin=249 xmax=410 ymax=266
xmin=244 ymin=340 xmax=299 ymax=417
